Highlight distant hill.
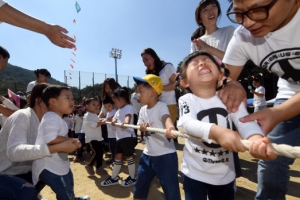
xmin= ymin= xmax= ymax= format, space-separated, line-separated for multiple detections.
xmin=0 ymin=63 xmax=66 ymax=96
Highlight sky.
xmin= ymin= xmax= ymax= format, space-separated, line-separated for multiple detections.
xmin=1 ymin=0 xmax=234 ymax=88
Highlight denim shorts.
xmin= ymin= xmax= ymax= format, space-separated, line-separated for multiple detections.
xmin=133 ymin=152 xmax=180 ymax=200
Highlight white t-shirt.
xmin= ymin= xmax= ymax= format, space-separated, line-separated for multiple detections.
xmin=254 ymin=85 xmax=267 ymax=107
xmin=63 ymin=115 xmax=74 ymax=130
xmin=177 ymin=93 xmax=263 ymax=185
xmin=32 ymin=112 xmax=70 ymax=185
xmin=106 ymin=109 xmax=117 ymax=138
xmin=190 ymin=26 xmax=236 ymax=57
xmin=26 ymin=81 xmax=38 ymax=95
xmin=0 ymin=108 xmax=50 ymax=175
xmin=138 ymin=102 xmax=176 ymax=156
xmin=80 ymin=113 xmax=87 ymax=133
xmin=83 ymin=112 xmax=103 ymax=143
xmin=131 ymin=92 xmax=142 ymax=114
xmin=74 ymin=114 xmax=83 ymax=133
xmin=223 ymin=9 xmax=300 ymax=99
xmin=113 ymin=104 xmax=135 ymax=140
xmin=159 ymin=63 xmax=177 ymax=105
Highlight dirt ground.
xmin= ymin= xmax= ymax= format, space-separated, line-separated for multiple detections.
xmin=41 ymin=137 xmax=300 ymax=200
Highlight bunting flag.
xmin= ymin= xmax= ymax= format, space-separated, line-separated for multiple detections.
xmin=75 ymin=1 xmax=81 ymax=13
xmin=68 ymin=1 xmax=81 ymax=84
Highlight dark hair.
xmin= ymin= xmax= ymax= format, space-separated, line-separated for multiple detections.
xmin=111 ymin=87 xmax=130 ymax=105
xmin=141 ymin=48 xmax=167 ymax=76
xmin=0 ymin=46 xmax=10 ymax=59
xmin=253 ymin=77 xmax=261 ymax=82
xmin=20 ymin=97 xmax=27 ymax=109
xmin=180 ymin=50 xmax=230 ymax=92
xmin=34 ymin=69 xmax=51 ymax=78
xmin=101 ymin=78 xmax=121 ymax=99
xmin=191 ymin=27 xmax=202 ymax=41
xmin=135 ymin=82 xmax=155 ymax=93
xmin=85 ymin=97 xmax=100 ymax=105
xmin=102 ymin=95 xmax=114 ymax=105
xmin=195 ymin=0 xmax=222 ymax=38
xmin=42 ymin=85 xmax=70 ymax=107
xmin=29 ymin=84 xmax=49 ymax=108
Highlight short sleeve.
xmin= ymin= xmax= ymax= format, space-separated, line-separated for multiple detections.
xmin=42 ymin=114 xmax=62 ymax=143
xmin=159 ymin=103 xmax=170 ymax=119
xmin=190 ymin=42 xmax=198 ymax=53
xmin=222 ymin=29 xmax=249 ymax=66
xmin=137 ymin=107 xmax=145 ymax=125
xmin=164 ymin=63 xmax=176 ymax=80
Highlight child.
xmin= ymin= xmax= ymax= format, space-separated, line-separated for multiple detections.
xmin=32 ymin=85 xmax=89 ymax=200
xmin=132 ymin=74 xmax=181 ymax=200
xmin=83 ymin=97 xmax=107 ymax=176
xmin=73 ymin=106 xmax=85 ymax=162
xmin=176 ymin=51 xmax=275 ymax=200
xmin=101 ymin=87 xmax=137 ymax=187
xmin=101 ymin=95 xmax=117 ymax=164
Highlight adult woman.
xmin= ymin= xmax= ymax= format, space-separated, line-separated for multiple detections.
xmin=141 ymin=48 xmax=178 ymax=127
xmin=220 ymin=0 xmax=300 ymax=199
xmin=0 ymin=84 xmax=80 ymax=200
xmin=26 ymin=69 xmax=51 ymax=96
xmin=191 ymin=0 xmax=235 ymax=60
xmin=98 ymin=78 xmax=121 ymax=151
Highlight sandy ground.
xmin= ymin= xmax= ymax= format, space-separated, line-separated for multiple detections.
xmin=41 ymin=137 xmax=300 ymax=200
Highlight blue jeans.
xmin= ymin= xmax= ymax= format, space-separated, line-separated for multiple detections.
xmin=133 ymin=152 xmax=180 ymax=200
xmin=76 ymin=133 xmax=85 ymax=158
xmin=183 ymin=173 xmax=234 ymax=200
xmin=0 ymin=173 xmax=37 ymax=200
xmin=255 ymin=99 xmax=300 ymax=200
xmin=40 ymin=169 xmax=74 ymax=200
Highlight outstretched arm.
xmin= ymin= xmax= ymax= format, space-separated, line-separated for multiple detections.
xmin=0 ymin=3 xmax=75 ymax=48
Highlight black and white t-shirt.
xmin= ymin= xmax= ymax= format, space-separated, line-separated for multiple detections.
xmin=223 ymin=9 xmax=300 ymax=99
xmin=177 ymin=93 xmax=263 ymax=185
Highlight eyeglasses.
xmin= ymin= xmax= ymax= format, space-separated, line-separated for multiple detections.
xmin=226 ymin=0 xmax=278 ymax=24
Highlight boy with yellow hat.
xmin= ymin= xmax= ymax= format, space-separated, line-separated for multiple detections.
xmin=132 ymin=74 xmax=180 ymax=200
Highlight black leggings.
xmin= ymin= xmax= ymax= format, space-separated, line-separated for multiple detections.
xmin=87 ymin=140 xmax=104 ymax=168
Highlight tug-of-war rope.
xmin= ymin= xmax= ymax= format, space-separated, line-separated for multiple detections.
xmin=107 ymin=122 xmax=300 ymax=159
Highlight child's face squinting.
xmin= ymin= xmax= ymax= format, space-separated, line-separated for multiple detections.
xmin=112 ymin=97 xmax=126 ymax=109
xmin=183 ymin=55 xmax=222 ymax=89
xmin=53 ymin=89 xmax=74 ymax=116
xmin=104 ymin=103 xmax=114 ymax=112
xmin=232 ymin=0 xmax=298 ymax=37
xmin=199 ymin=3 xmax=219 ymax=27
xmin=86 ymin=100 xmax=100 ymax=114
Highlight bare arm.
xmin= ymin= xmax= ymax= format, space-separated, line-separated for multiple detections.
xmin=48 ymin=138 xmax=81 ymax=154
xmin=47 ymin=136 xmax=71 ymax=145
xmin=0 ymin=4 xmax=75 ymax=48
xmin=0 ymin=105 xmax=15 ymax=117
xmin=163 ymin=74 xmax=176 ymax=91
xmin=162 ymin=114 xmax=176 ymax=138
xmin=250 ymin=90 xmax=265 ymax=98
xmin=193 ymin=39 xmax=226 ymax=60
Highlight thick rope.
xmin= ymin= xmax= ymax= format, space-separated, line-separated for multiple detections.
xmin=107 ymin=122 xmax=300 ymax=159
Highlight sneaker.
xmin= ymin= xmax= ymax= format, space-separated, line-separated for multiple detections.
xmin=101 ymin=176 xmax=119 ymax=186
xmin=75 ymin=196 xmax=90 ymax=200
xmin=85 ymin=164 xmax=95 ymax=175
xmin=120 ymin=176 xmax=137 ymax=187
xmin=96 ymin=166 xmax=108 ymax=175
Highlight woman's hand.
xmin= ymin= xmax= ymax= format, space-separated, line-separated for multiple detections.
xmin=193 ymin=38 xmax=210 ymax=51
xmin=218 ymin=80 xmax=246 ymax=113
xmin=240 ymin=107 xmax=281 ymax=135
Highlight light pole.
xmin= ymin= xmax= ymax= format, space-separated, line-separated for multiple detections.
xmin=109 ymin=48 xmax=122 ymax=83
